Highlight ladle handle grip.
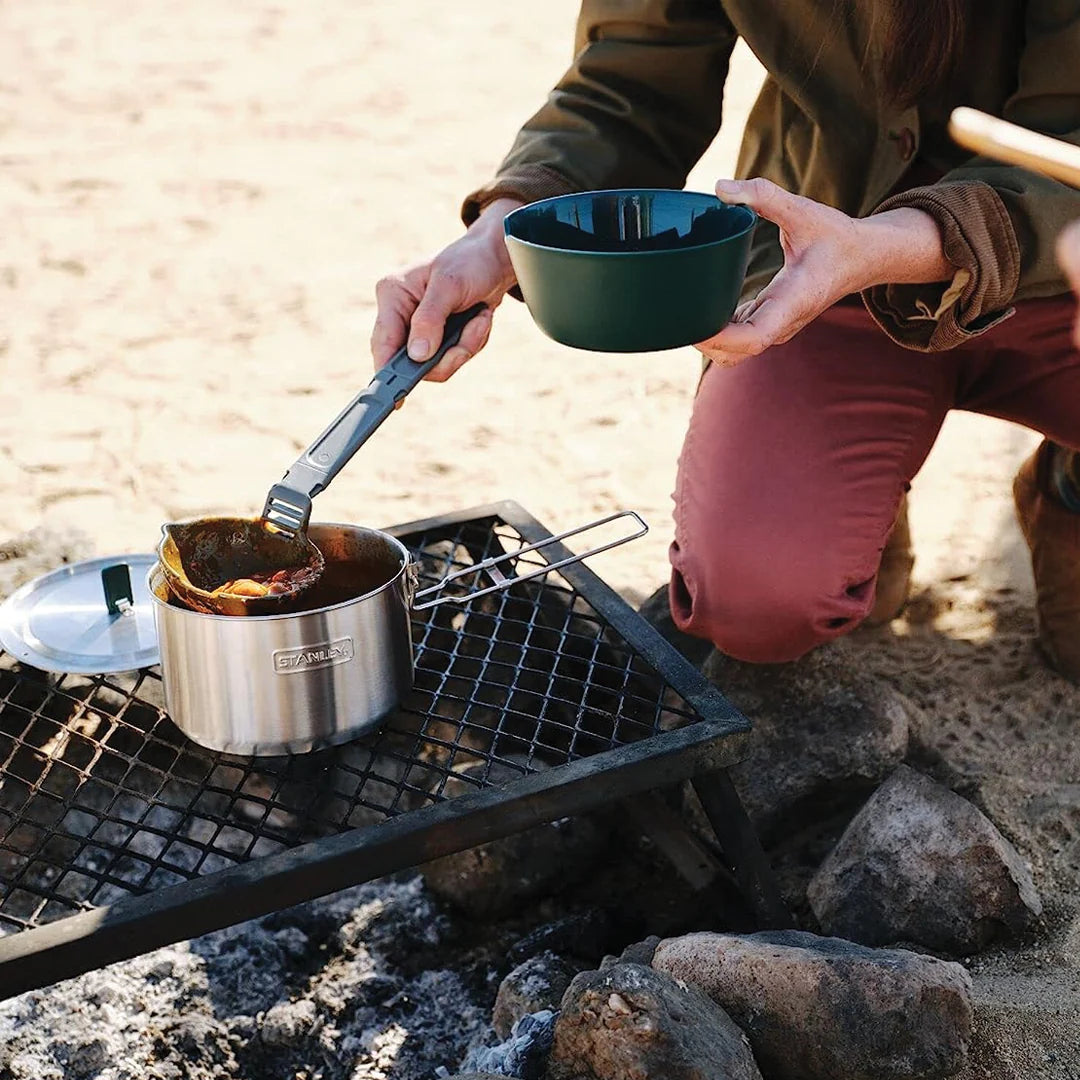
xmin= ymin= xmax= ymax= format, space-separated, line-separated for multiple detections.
xmin=285 ymin=303 xmax=486 ymax=499
xmin=948 ymin=107 xmax=1080 ymax=188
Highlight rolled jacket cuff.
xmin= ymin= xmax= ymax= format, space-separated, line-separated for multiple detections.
xmin=861 ymin=180 xmax=1021 ymax=352
xmin=461 ymin=164 xmax=579 ymax=226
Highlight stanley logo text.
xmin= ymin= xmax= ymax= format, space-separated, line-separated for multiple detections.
xmin=274 ymin=637 xmax=355 ymax=673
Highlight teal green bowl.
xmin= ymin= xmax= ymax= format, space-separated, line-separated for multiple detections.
xmin=504 ymin=189 xmax=757 ymax=353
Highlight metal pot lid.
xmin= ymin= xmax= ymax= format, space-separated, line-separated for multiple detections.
xmin=0 ymin=554 xmax=160 ymax=675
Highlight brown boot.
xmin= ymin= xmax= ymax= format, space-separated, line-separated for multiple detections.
xmin=1013 ymin=440 xmax=1080 ymax=683
xmin=866 ymin=492 xmax=915 ymax=626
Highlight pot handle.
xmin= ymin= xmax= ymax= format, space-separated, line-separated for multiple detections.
xmin=411 ymin=510 xmax=648 ymax=612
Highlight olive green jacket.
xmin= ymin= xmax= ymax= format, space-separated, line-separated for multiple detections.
xmin=463 ymin=0 xmax=1080 ymax=351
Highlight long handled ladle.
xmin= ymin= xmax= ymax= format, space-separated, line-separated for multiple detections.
xmin=159 ymin=304 xmax=486 ymax=616
xmin=948 ymin=107 xmax=1080 ymax=188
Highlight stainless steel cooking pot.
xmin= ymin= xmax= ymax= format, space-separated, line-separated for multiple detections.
xmin=147 ymin=512 xmax=646 ymax=755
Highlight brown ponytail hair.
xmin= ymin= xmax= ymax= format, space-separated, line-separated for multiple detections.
xmin=878 ymin=1 xmax=970 ymax=106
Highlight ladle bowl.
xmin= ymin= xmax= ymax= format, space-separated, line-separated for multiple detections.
xmin=156 ymin=305 xmax=485 ymax=619
xmin=159 ymin=518 xmax=326 ymax=617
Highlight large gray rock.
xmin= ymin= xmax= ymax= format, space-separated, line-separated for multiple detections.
xmin=613 ymin=936 xmax=662 ymax=967
xmin=704 ymin=645 xmax=912 ymax=840
xmin=653 ymin=930 xmax=973 ymax=1080
xmin=494 ymin=952 xmax=579 ymax=1039
xmin=421 ymin=815 xmax=608 ymax=919
xmin=508 ymin=909 xmax=616 ymax=966
xmin=637 ymin=584 xmax=714 ymax=668
xmin=547 ymin=962 xmax=762 ymax=1080
xmin=808 ymin=765 xmax=1043 ymax=953
xmin=421 ymin=761 xmax=611 ymax=918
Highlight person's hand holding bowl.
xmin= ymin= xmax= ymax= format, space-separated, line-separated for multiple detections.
xmin=696 ymin=178 xmax=953 ymax=368
xmin=371 ymin=178 xmax=957 ymax=373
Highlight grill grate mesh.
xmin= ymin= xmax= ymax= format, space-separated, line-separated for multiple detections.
xmin=0 ymin=511 xmax=700 ymax=935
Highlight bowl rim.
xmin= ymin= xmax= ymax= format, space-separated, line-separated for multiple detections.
xmin=503 ymin=188 xmax=758 ymax=256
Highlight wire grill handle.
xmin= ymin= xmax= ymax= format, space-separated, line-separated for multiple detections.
xmin=412 ymin=510 xmax=648 ymax=611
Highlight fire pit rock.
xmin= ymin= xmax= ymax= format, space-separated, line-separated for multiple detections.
xmin=421 ymin=813 xmax=609 ymax=920
xmin=546 ymin=962 xmax=763 ymax=1080
xmin=508 ymin=909 xmax=616 ymax=966
xmin=611 ymin=935 xmax=663 ymax=967
xmin=420 ymin=760 xmax=612 ymax=918
xmin=493 ymin=952 xmax=580 ymax=1039
xmin=653 ymin=930 xmax=972 ymax=1080
xmin=704 ymin=644 xmax=912 ymax=840
xmin=808 ymin=765 xmax=1043 ymax=953
xmin=637 ymin=584 xmax=714 ymax=668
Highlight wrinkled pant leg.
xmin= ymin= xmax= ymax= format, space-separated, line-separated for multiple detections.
xmin=955 ymin=294 xmax=1080 ymax=450
xmin=669 ymin=300 xmax=953 ymax=663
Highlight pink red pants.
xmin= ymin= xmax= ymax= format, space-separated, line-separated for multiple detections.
xmin=669 ymin=295 xmax=1080 ymax=663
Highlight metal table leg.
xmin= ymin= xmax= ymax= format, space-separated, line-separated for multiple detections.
xmin=692 ymin=769 xmax=795 ymax=929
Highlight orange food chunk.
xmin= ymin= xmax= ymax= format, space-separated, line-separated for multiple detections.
xmin=213 ymin=578 xmax=271 ymax=598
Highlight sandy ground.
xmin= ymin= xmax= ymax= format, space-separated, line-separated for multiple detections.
xmin=1 ymin=1 xmax=1078 ymax=1077
xmin=0 ymin=0 xmax=1043 ymax=602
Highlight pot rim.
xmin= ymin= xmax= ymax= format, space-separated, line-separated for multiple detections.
xmin=146 ymin=521 xmax=412 ymax=622
xmin=504 ymin=188 xmax=758 ymax=257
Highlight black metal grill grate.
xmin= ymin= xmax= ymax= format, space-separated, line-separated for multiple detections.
xmin=0 ymin=508 xmax=704 ymax=936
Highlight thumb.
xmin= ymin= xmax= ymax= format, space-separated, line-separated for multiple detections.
xmin=715 ymin=177 xmax=799 ymax=230
xmin=406 ymin=272 xmax=464 ymax=362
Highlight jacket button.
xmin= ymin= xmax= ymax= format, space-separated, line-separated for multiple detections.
xmin=894 ymin=127 xmax=916 ymax=162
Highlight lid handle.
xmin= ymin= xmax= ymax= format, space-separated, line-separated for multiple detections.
xmin=101 ymin=563 xmax=134 ymax=617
